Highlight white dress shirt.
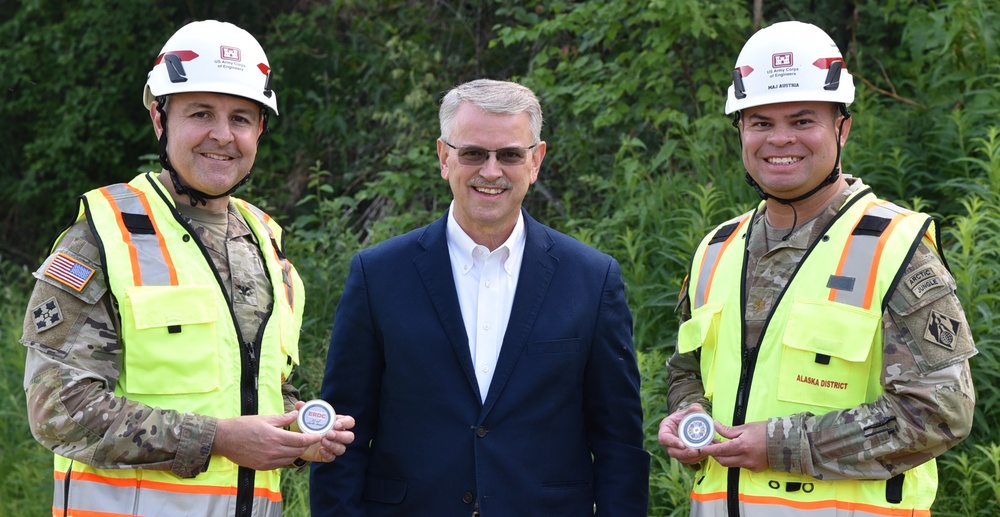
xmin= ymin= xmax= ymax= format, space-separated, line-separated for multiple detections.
xmin=446 ymin=203 xmax=525 ymax=402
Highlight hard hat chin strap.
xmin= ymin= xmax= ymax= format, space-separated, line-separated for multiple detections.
xmin=155 ymin=96 xmax=252 ymax=207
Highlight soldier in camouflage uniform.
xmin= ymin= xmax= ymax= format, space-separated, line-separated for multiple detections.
xmin=657 ymin=22 xmax=975 ymax=516
xmin=21 ymin=20 xmax=354 ymax=517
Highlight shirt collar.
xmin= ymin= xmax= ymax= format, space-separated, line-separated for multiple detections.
xmin=446 ymin=202 xmax=525 ymax=275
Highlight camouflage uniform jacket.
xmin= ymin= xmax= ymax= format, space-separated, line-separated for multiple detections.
xmin=21 ymin=196 xmax=301 ymax=478
xmin=666 ymin=177 xmax=977 ymax=480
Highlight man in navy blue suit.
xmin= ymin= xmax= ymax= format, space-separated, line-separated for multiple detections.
xmin=310 ymin=79 xmax=650 ymax=516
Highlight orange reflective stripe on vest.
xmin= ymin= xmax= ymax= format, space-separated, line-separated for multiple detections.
xmin=53 ymin=465 xmax=281 ymax=517
xmin=95 ymin=183 xmax=178 ymax=287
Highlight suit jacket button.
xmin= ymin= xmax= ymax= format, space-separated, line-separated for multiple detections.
xmin=476 ymin=426 xmax=488 ymax=437
xmin=463 ymin=491 xmax=474 ymax=504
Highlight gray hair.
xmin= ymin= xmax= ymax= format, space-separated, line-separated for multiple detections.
xmin=439 ymin=79 xmax=544 ymax=144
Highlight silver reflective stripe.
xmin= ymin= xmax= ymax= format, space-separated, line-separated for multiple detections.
xmin=101 ymin=183 xmax=174 ymax=286
xmin=691 ymin=498 xmax=918 ymax=517
xmin=694 ymin=242 xmax=723 ymax=308
xmin=829 ymin=203 xmax=905 ymax=309
xmin=53 ymin=476 xmax=282 ymax=516
xmin=693 ymin=215 xmax=750 ymax=309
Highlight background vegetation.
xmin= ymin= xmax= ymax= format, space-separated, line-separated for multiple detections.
xmin=2 ymin=0 xmax=998 ymax=514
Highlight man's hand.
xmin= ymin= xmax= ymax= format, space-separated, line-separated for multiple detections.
xmin=699 ymin=420 xmax=769 ymax=472
xmin=658 ymin=404 xmax=713 ymax=465
xmin=213 ymin=411 xmax=324 ymax=470
xmin=295 ymin=399 xmax=356 ymax=463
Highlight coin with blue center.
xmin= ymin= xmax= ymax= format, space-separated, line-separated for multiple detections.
xmin=679 ymin=412 xmax=714 ymax=448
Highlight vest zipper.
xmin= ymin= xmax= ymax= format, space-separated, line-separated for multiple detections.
xmin=729 ymin=219 xmax=758 ymax=516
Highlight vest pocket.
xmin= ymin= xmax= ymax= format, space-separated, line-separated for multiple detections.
xmin=777 ymin=298 xmax=878 ymax=409
xmin=679 ymin=303 xmax=722 ymax=400
xmin=121 ymin=285 xmax=220 ymax=394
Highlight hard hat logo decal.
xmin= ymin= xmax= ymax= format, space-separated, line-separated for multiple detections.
xmin=772 ymin=53 xmax=793 ymax=68
xmin=154 ymin=50 xmax=200 ymax=65
xmin=812 ymin=57 xmax=845 ymax=70
xmin=221 ymin=46 xmax=241 ymax=62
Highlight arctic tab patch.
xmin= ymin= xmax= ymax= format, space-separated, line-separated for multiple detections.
xmin=905 ymin=265 xmax=943 ymax=299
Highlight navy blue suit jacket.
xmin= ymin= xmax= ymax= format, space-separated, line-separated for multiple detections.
xmin=310 ymin=209 xmax=649 ymax=516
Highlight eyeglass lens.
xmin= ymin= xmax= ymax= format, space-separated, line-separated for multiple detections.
xmin=456 ymin=147 xmax=530 ymax=166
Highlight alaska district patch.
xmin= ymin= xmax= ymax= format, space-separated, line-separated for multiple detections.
xmin=924 ymin=309 xmax=961 ymax=350
xmin=44 ymin=252 xmax=95 ymax=292
xmin=31 ymin=296 xmax=64 ymax=332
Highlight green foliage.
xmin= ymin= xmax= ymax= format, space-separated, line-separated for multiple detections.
xmin=938 ymin=128 xmax=1000 ymax=445
xmin=936 ymin=443 xmax=1000 ymax=515
xmin=1 ymin=1 xmax=169 ymax=263
xmin=0 ymin=258 xmax=51 ymax=517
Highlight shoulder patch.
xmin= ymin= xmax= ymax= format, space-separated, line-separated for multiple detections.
xmin=31 ymin=296 xmax=64 ymax=332
xmin=924 ymin=309 xmax=961 ymax=350
xmin=44 ymin=252 xmax=95 ymax=292
xmin=904 ymin=265 xmax=944 ymax=299
xmin=34 ymin=245 xmax=106 ymax=305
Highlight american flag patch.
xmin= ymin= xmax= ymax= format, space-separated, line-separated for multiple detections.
xmin=44 ymin=253 xmax=95 ymax=292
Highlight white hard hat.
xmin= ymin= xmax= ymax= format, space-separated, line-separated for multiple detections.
xmin=725 ymin=21 xmax=854 ymax=114
xmin=143 ymin=20 xmax=278 ymax=114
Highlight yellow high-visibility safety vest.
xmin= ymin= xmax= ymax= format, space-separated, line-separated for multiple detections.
xmin=51 ymin=172 xmax=303 ymax=517
xmin=679 ymin=188 xmax=938 ymax=516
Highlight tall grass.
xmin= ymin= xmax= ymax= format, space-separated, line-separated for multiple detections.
xmin=0 ymin=259 xmax=51 ymax=516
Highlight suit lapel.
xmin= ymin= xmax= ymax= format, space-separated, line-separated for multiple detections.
xmin=413 ymin=214 xmax=481 ymax=398
xmin=481 ymin=211 xmax=556 ymax=416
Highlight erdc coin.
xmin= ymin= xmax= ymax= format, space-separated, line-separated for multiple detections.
xmin=297 ymin=399 xmax=337 ymax=435
xmin=679 ymin=412 xmax=714 ymax=449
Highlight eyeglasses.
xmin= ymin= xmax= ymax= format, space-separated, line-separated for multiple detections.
xmin=444 ymin=140 xmax=538 ymax=166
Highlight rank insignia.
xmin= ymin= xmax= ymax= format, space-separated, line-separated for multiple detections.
xmin=32 ymin=297 xmax=63 ymax=332
xmin=924 ymin=309 xmax=960 ymax=350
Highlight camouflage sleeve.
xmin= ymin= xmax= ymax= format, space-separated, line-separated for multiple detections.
xmin=767 ymin=240 xmax=977 ymax=480
xmin=665 ymin=282 xmax=712 ymax=415
xmin=282 ymin=379 xmax=302 ymax=413
xmin=20 ymin=221 xmax=217 ymax=479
